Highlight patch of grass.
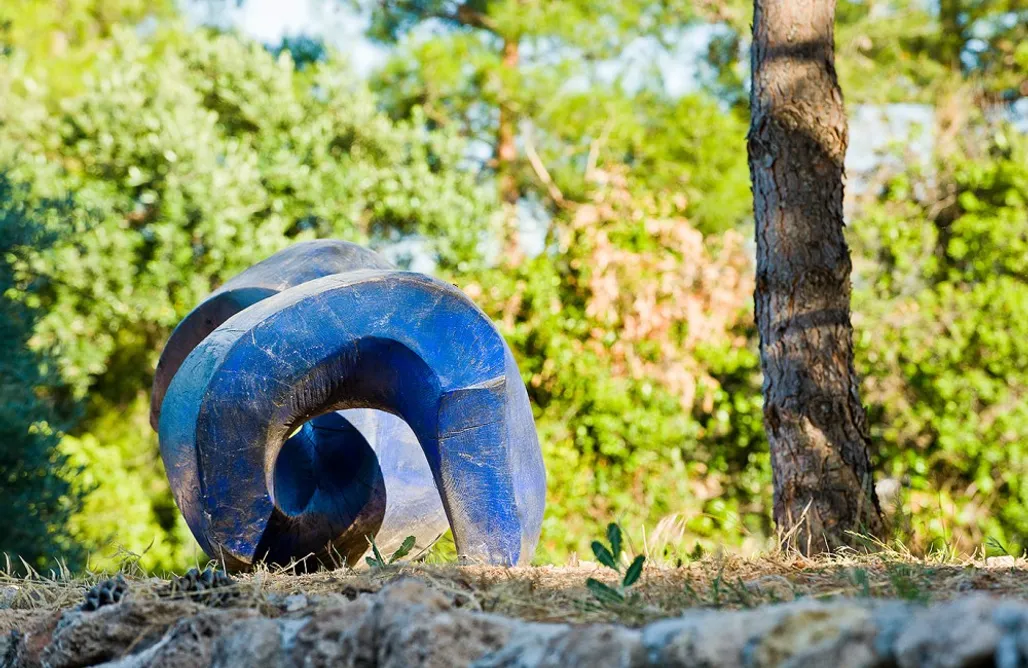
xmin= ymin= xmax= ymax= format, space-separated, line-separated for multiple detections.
xmin=4 ymin=544 xmax=1028 ymax=626
xmin=681 ymin=565 xmax=763 ymax=609
xmin=886 ymin=563 xmax=931 ymax=604
xmin=849 ymin=567 xmax=872 ymax=597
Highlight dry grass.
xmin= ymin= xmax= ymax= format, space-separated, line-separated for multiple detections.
xmin=5 ymin=546 xmax=1028 ymax=626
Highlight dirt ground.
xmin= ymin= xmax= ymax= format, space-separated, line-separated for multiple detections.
xmin=5 ymin=550 xmax=1028 ymax=626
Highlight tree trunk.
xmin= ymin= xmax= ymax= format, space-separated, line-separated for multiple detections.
xmin=497 ymin=37 xmax=521 ymax=263
xmin=747 ymin=0 xmax=886 ymax=554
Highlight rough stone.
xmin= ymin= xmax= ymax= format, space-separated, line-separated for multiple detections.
xmin=644 ymin=607 xmax=778 ymax=666
xmin=0 ymin=588 xmax=19 ymax=611
xmin=276 ymin=596 xmax=374 ymax=668
xmin=96 ymin=608 xmax=260 ymax=668
xmin=893 ymin=594 xmax=1028 ymax=668
xmin=475 ymin=623 xmax=644 ymax=668
xmin=3 ymin=610 xmax=61 ymax=668
xmin=642 ymin=598 xmax=913 ymax=668
xmin=2 ymin=630 xmax=20 ymax=668
xmin=0 ymin=610 xmax=50 ymax=639
xmin=747 ymin=601 xmax=880 ymax=667
xmin=377 ymin=607 xmax=517 ymax=668
xmin=12 ymin=578 xmax=1028 ymax=668
xmin=41 ymin=599 xmax=203 ymax=668
xmin=283 ymin=578 xmax=518 ymax=668
xmin=985 ymin=556 xmax=1017 ymax=569
xmin=210 ymin=617 xmax=293 ymax=668
xmin=283 ymin=594 xmax=308 ymax=612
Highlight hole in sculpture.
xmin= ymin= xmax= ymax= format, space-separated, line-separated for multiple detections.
xmin=272 ymin=411 xmax=381 ymax=518
xmin=260 ymin=407 xmax=443 ymax=569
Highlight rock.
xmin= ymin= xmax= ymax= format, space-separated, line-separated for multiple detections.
xmin=747 ymin=601 xmax=882 ymax=667
xmin=471 ymin=625 xmax=568 ymax=667
xmin=2 ymin=630 xmax=21 ymax=668
xmin=210 ymin=617 xmax=293 ymax=668
xmin=283 ymin=594 xmax=308 ymax=612
xmin=95 ymin=608 xmax=260 ymax=668
xmin=283 ymin=577 xmax=518 ymax=668
xmin=985 ymin=555 xmax=1018 ymax=569
xmin=369 ymin=578 xmax=516 ymax=668
xmin=373 ymin=577 xmax=454 ymax=612
xmin=376 ymin=607 xmax=517 ymax=668
xmin=3 ymin=610 xmax=61 ymax=668
xmin=18 ymin=577 xmax=1028 ymax=668
xmin=285 ymin=593 xmax=377 ymax=667
xmin=644 ymin=599 xmax=908 ymax=668
xmin=0 ymin=610 xmax=51 ymax=638
xmin=475 ymin=623 xmax=644 ymax=668
xmin=893 ymin=594 xmax=1028 ymax=668
xmin=643 ymin=607 xmax=778 ymax=666
xmin=41 ymin=599 xmax=202 ymax=668
xmin=0 ymin=588 xmax=19 ymax=610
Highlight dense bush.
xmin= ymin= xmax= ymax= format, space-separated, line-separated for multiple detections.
xmin=0 ymin=176 xmax=83 ymax=571
xmin=851 ymin=128 xmax=1028 ymax=555
xmin=0 ymin=25 xmax=494 ymax=570
xmin=465 ymin=168 xmax=770 ymax=561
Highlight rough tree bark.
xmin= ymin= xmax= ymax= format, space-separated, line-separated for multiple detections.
xmin=747 ymin=0 xmax=886 ymax=554
xmin=497 ymin=37 xmax=522 ymax=263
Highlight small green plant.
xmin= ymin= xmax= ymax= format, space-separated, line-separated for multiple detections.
xmin=886 ymin=563 xmax=929 ymax=604
xmin=585 ymin=523 xmax=646 ymax=605
xmin=985 ymin=536 xmax=1010 ymax=557
xmin=850 ymin=567 xmax=872 ymax=598
xmin=365 ymin=535 xmax=417 ymax=569
xmin=681 ymin=565 xmax=759 ymax=609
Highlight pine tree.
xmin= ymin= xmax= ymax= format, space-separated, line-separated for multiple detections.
xmin=748 ymin=0 xmax=886 ymax=553
xmin=0 ymin=175 xmax=82 ymax=571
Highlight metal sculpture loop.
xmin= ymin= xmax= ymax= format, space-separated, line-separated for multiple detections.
xmin=151 ymin=240 xmax=546 ymax=570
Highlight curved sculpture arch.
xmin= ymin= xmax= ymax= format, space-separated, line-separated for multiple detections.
xmin=150 ymin=240 xmax=393 ymax=430
xmin=153 ymin=242 xmax=546 ymax=569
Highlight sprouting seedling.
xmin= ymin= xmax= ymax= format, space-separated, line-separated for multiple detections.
xmin=585 ymin=522 xmax=645 ymax=605
xmin=985 ymin=536 xmax=1010 ymax=557
xmin=365 ymin=535 xmax=417 ymax=568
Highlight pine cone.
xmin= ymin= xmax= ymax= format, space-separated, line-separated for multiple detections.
xmin=167 ymin=567 xmax=238 ymax=606
xmin=80 ymin=575 xmax=128 ymax=612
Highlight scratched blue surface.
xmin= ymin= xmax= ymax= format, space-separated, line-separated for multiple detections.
xmin=153 ymin=241 xmax=546 ymax=569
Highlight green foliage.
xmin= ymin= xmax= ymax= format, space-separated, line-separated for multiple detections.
xmin=851 ymin=127 xmax=1028 ymax=555
xmin=702 ymin=0 xmax=1028 ymax=105
xmin=850 ymin=568 xmax=872 ymax=598
xmin=58 ymin=396 xmax=195 ymax=571
xmin=885 ymin=563 xmax=930 ymax=604
xmin=364 ymin=0 xmax=752 ymax=235
xmin=365 ymin=535 xmax=417 ymax=568
xmin=364 ymin=0 xmax=694 ymax=50
xmin=462 ymin=169 xmax=770 ymax=562
xmin=360 ymin=1 xmax=761 ymax=563
xmin=585 ymin=523 xmax=646 ymax=605
xmin=681 ymin=567 xmax=761 ymax=609
xmin=0 ymin=175 xmax=83 ymax=571
xmin=7 ymin=26 xmax=493 ymax=397
xmin=0 ymin=0 xmax=177 ymax=99
xmin=0 ymin=22 xmax=493 ymax=571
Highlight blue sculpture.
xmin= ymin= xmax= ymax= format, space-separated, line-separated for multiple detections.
xmin=151 ymin=240 xmax=546 ymax=570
